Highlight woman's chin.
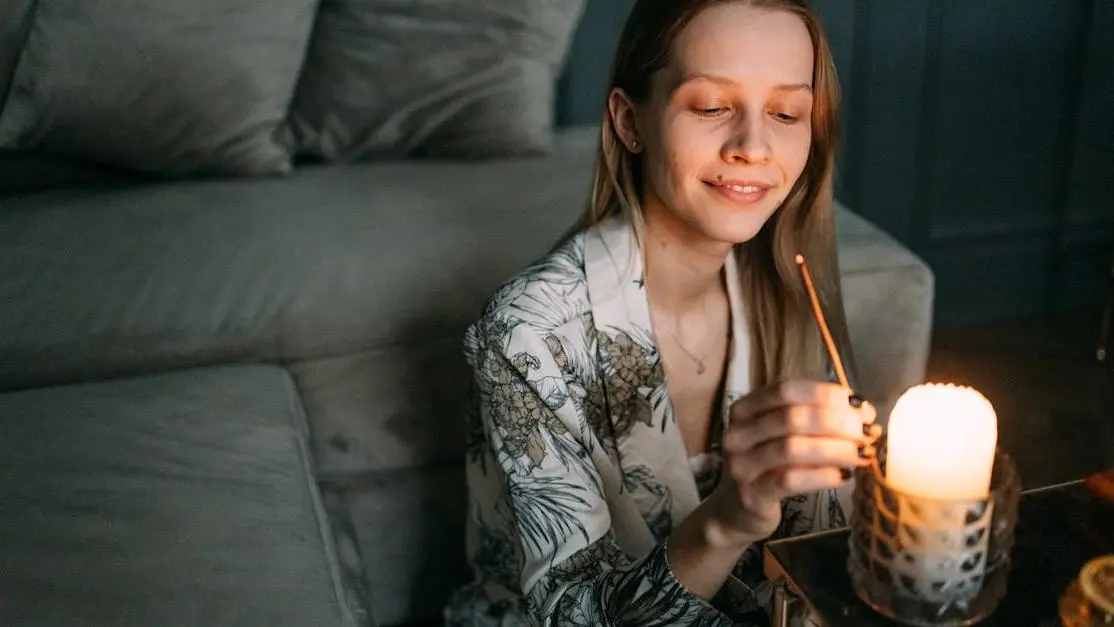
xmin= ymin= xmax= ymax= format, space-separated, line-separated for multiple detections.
xmin=698 ymin=215 xmax=775 ymax=246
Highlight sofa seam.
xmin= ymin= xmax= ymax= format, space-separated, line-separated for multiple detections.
xmin=281 ymin=368 xmax=368 ymax=627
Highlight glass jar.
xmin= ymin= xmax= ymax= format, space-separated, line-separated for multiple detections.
xmin=1060 ymin=555 xmax=1114 ymax=626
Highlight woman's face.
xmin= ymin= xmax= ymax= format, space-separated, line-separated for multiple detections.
xmin=612 ymin=3 xmax=815 ymax=246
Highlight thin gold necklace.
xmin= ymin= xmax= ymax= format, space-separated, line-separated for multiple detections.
xmin=656 ymin=294 xmax=719 ymax=376
xmin=663 ymin=327 xmax=715 ymax=375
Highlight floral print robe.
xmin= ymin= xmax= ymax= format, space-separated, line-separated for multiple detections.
xmin=444 ymin=215 xmax=850 ymax=626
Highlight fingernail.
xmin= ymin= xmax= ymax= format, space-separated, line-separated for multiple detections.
xmin=840 ymin=467 xmax=853 ymax=481
xmin=848 ymin=393 xmax=865 ymax=409
xmin=858 ymin=444 xmax=876 ymax=459
xmin=862 ymin=424 xmax=883 ymax=439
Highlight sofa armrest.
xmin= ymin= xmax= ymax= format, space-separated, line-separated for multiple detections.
xmin=834 ymin=202 xmax=935 ymax=422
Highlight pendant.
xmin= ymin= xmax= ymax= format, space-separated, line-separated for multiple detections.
xmin=696 ymin=361 xmax=705 ymax=375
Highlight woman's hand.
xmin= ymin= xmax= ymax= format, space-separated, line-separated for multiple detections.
xmin=708 ymin=381 xmax=877 ymax=543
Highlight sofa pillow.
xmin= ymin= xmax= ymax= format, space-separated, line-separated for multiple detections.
xmin=288 ymin=0 xmax=587 ymax=161
xmin=0 ymin=0 xmax=34 ymax=106
xmin=0 ymin=0 xmax=317 ymax=176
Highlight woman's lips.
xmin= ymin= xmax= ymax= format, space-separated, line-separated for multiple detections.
xmin=706 ymin=180 xmax=773 ymax=205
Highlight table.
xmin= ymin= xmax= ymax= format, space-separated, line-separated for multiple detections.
xmin=763 ymin=481 xmax=1114 ymax=626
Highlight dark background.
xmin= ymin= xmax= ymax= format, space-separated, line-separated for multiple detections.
xmin=556 ymin=0 xmax=1114 ymax=326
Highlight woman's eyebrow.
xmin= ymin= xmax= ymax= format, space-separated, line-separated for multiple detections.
xmin=675 ymin=73 xmax=813 ymax=93
xmin=773 ymin=83 xmax=813 ymax=93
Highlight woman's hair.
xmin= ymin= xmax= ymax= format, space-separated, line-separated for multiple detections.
xmin=570 ymin=0 xmax=853 ymax=388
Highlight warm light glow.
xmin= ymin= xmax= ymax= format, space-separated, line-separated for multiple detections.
xmin=886 ymin=383 xmax=998 ymax=500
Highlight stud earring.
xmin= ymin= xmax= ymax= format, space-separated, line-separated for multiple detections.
xmin=630 ymin=139 xmax=640 ymax=151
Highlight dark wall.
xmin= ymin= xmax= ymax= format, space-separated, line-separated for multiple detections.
xmin=556 ymin=0 xmax=1114 ymax=326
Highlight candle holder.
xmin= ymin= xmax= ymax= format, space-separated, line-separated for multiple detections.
xmin=847 ymin=437 xmax=1022 ymax=626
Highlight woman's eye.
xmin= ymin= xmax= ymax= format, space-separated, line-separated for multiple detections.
xmin=772 ymin=111 xmax=800 ymax=123
xmin=696 ymin=107 xmax=730 ymax=118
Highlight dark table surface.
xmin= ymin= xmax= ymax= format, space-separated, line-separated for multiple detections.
xmin=765 ymin=481 xmax=1114 ymax=627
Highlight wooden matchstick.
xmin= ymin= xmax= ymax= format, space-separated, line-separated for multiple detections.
xmin=795 ymin=253 xmax=850 ymax=389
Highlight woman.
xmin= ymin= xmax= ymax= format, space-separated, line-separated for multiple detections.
xmin=445 ymin=1 xmax=877 ymax=625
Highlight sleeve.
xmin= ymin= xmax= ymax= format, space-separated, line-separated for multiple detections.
xmin=465 ymin=318 xmax=749 ymax=627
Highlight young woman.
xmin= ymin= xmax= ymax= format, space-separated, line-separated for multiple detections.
xmin=445 ymin=1 xmax=877 ymax=624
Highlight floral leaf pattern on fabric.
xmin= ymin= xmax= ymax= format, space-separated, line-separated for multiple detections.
xmin=546 ymin=540 xmax=738 ymax=627
xmin=472 ymin=508 xmax=524 ymax=589
xmin=445 ymin=220 xmax=849 ymax=627
xmin=623 ymin=465 xmax=673 ymax=541
xmin=597 ymin=328 xmax=660 ymax=437
xmin=506 ymin=475 xmax=593 ymax=558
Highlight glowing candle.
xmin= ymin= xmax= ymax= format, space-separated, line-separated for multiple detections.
xmin=886 ymin=383 xmax=998 ymax=500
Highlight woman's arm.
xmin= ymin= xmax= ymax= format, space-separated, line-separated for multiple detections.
xmin=466 ymin=319 xmax=752 ymax=626
xmin=666 ymin=487 xmax=759 ymax=598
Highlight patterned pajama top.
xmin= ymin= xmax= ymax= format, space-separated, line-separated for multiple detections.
xmin=444 ymin=215 xmax=850 ymax=626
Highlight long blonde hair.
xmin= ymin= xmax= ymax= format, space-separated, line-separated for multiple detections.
xmin=568 ymin=0 xmax=853 ymax=388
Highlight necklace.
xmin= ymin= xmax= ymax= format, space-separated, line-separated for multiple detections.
xmin=663 ymin=328 xmax=715 ymax=375
xmin=649 ymin=277 xmax=727 ymax=376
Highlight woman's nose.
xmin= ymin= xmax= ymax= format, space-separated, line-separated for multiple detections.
xmin=721 ymin=113 xmax=772 ymax=164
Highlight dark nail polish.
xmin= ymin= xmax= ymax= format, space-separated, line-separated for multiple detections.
xmin=849 ymin=393 xmax=865 ymax=409
xmin=840 ymin=467 xmax=853 ymax=481
xmin=858 ymin=444 xmax=876 ymax=459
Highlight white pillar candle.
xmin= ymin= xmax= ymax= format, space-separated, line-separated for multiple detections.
xmin=886 ymin=383 xmax=998 ymax=500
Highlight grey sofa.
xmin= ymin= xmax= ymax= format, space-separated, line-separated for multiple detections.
xmin=0 ymin=3 xmax=935 ymax=627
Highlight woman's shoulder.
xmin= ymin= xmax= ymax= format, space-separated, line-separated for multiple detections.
xmin=465 ymin=232 xmax=592 ymax=356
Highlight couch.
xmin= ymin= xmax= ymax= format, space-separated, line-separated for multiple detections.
xmin=0 ymin=2 xmax=935 ymax=626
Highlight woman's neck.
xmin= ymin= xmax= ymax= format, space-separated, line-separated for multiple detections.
xmin=641 ymin=196 xmax=732 ymax=319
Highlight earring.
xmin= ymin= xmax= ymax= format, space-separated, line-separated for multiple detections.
xmin=630 ymin=139 xmax=640 ymax=151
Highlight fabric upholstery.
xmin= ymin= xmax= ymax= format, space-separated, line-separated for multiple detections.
xmin=292 ymin=340 xmax=472 ymax=479
xmin=289 ymin=0 xmax=586 ymax=160
xmin=0 ymin=151 xmax=149 ymax=198
xmin=0 ymin=364 xmax=360 ymax=627
xmin=834 ymin=209 xmax=935 ymax=421
xmin=0 ymin=0 xmax=316 ymax=175
xmin=0 ymin=126 xmax=600 ymax=393
xmin=0 ymin=0 xmax=34 ymax=107
xmin=344 ymin=465 xmax=471 ymax=627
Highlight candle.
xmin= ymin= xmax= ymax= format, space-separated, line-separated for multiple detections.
xmin=886 ymin=383 xmax=998 ymax=500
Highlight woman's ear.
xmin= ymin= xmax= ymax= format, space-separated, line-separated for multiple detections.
xmin=607 ymin=88 xmax=644 ymax=154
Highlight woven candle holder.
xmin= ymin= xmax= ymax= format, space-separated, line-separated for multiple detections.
xmin=847 ymin=437 xmax=1022 ymax=626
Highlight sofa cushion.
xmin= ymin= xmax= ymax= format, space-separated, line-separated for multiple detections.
xmin=0 ymin=0 xmax=33 ymax=106
xmin=342 ymin=464 xmax=470 ymax=626
xmin=0 ymin=151 xmax=151 ymax=198
xmin=0 ymin=0 xmax=316 ymax=175
xmin=288 ymin=0 xmax=586 ymax=160
xmin=0 ymin=126 xmax=601 ymax=393
xmin=0 ymin=364 xmax=361 ymax=627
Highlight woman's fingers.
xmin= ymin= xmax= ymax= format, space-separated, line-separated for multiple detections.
xmin=743 ymin=466 xmax=847 ymax=507
xmin=729 ymin=381 xmax=877 ymax=430
xmin=850 ymin=393 xmax=879 ymax=426
xmin=723 ymin=403 xmax=865 ymax=452
xmin=727 ymin=435 xmax=864 ymax=484
xmin=720 ymin=380 xmax=881 ymax=513
xmin=729 ymin=380 xmax=842 ymax=420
